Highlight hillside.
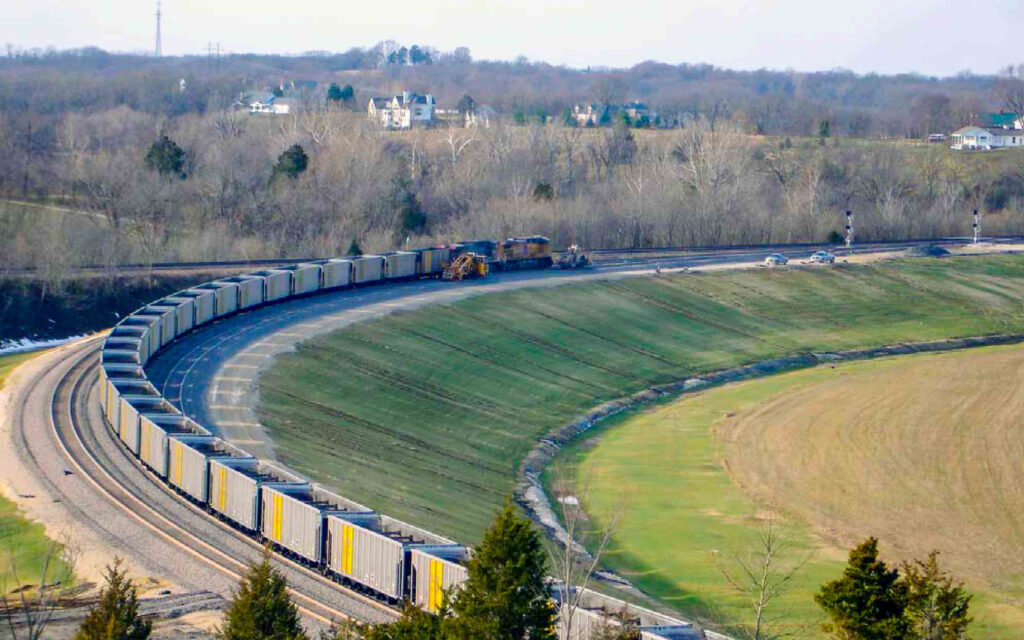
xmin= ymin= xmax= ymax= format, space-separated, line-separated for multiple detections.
xmin=258 ymin=254 xmax=1024 ymax=544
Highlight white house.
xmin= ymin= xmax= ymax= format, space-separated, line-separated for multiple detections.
xmin=573 ymin=104 xmax=602 ymax=127
xmin=236 ymin=91 xmax=292 ymax=115
xmin=950 ymin=126 xmax=1024 ymax=150
xmin=367 ymin=92 xmax=435 ymax=129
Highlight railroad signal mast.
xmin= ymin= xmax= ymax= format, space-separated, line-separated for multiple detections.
xmin=973 ymin=208 xmax=980 ymax=244
xmin=845 ymin=210 xmax=854 ymax=252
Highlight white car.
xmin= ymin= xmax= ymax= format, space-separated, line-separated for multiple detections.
xmin=764 ymin=253 xmax=789 ymax=266
xmin=809 ymin=250 xmax=836 ymax=264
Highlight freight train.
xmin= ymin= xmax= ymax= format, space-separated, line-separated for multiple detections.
xmin=97 ymin=238 xmax=705 ymax=639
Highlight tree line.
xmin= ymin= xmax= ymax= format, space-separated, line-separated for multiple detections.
xmin=4 ymin=104 xmax=1024 ymax=288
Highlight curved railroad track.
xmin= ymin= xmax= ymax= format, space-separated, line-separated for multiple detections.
xmin=13 ymin=235 xmax=1022 ymax=635
xmin=33 ymin=337 xmax=397 ymax=628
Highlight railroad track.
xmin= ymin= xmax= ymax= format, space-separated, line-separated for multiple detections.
xmin=5 ymin=235 xmax=1021 ymax=277
xmin=44 ymin=339 xmax=397 ymax=628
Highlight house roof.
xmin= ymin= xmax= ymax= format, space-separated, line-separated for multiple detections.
xmin=242 ymin=91 xmax=276 ymax=105
xmin=981 ymin=112 xmax=1019 ymax=127
xmin=986 ymin=128 xmax=1020 ymax=138
xmin=369 ymin=97 xmax=390 ymax=109
xmin=952 ymin=126 xmax=988 ymax=135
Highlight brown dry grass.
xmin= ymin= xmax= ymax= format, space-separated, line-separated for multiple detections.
xmin=718 ymin=345 xmax=1024 ymax=606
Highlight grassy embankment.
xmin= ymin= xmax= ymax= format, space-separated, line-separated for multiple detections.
xmin=258 ymin=254 xmax=1024 ymax=548
xmin=571 ymin=345 xmax=1024 ymax=638
xmin=0 ymin=352 xmax=75 ymax=593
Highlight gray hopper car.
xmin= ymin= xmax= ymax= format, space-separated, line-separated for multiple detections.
xmin=219 ymin=276 xmax=265 ymax=310
xmin=276 ymin=264 xmax=320 ymax=296
xmin=415 ymin=247 xmax=450 ymax=276
xmin=139 ymin=414 xmax=208 ymax=477
xmin=552 ymin=585 xmax=703 ymax=640
xmin=122 ymin=313 xmax=164 ymax=357
xmin=177 ymin=289 xmax=216 ymax=326
xmin=167 ymin=435 xmax=224 ymax=502
xmin=144 ymin=305 xmax=179 ymax=348
xmin=325 ymin=512 xmax=452 ymax=601
xmin=106 ymin=379 xmax=160 ymax=434
xmin=208 ymin=458 xmax=304 ymax=532
xmin=117 ymin=315 xmax=162 ymax=362
xmin=409 ymin=545 xmax=470 ymax=614
xmin=248 ymin=270 xmax=291 ymax=302
xmin=260 ymin=484 xmax=372 ymax=564
xmin=318 ymin=259 xmax=352 ymax=289
xmin=161 ymin=296 xmax=196 ymax=335
xmin=119 ymin=397 xmax=180 ymax=455
xmin=382 ymin=251 xmax=418 ymax=280
xmin=351 ymin=256 xmax=385 ymax=284
xmin=108 ymin=325 xmax=151 ymax=363
xmin=195 ymin=282 xmax=239 ymax=317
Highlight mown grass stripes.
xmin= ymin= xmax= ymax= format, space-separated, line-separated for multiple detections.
xmin=259 ymin=255 xmax=1024 ymax=544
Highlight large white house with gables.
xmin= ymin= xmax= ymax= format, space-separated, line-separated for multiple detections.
xmin=368 ymin=92 xmax=436 ymax=129
xmin=950 ymin=126 xmax=1024 ymax=150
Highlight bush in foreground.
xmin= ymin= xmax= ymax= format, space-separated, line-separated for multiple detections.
xmin=218 ymin=547 xmax=307 ymax=640
xmin=816 ymin=538 xmax=971 ymax=640
xmin=75 ymin=557 xmax=151 ymax=640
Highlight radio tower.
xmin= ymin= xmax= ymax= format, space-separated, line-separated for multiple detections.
xmin=155 ymin=0 xmax=163 ymax=57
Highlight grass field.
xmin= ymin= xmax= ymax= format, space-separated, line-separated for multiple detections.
xmin=258 ymin=254 xmax=1024 ymax=547
xmin=575 ymin=345 xmax=1024 ymax=638
xmin=0 ymin=351 xmax=75 ymax=594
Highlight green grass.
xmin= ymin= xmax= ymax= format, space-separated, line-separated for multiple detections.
xmin=570 ymin=350 xmax=1024 ymax=638
xmin=558 ymin=373 xmax=845 ymax=637
xmin=258 ymin=254 xmax=1024 ymax=546
xmin=0 ymin=351 xmax=75 ymax=594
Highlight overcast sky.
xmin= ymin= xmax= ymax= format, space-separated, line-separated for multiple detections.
xmin=2 ymin=0 xmax=1020 ymax=76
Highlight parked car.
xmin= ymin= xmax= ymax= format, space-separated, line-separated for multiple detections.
xmin=809 ymin=250 xmax=836 ymax=264
xmin=764 ymin=253 xmax=789 ymax=266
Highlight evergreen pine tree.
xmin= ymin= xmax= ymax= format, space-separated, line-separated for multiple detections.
xmin=347 ymin=239 xmax=362 ymax=256
xmin=273 ymin=145 xmax=309 ymax=180
xmin=903 ymin=552 xmax=972 ymax=639
xmin=327 ymin=82 xmax=344 ymax=102
xmin=75 ymin=557 xmax=152 ymax=640
xmin=815 ymin=538 xmax=909 ymax=640
xmin=218 ymin=548 xmax=307 ymax=640
xmin=447 ymin=499 xmax=555 ymax=640
xmin=144 ymin=134 xmax=186 ymax=179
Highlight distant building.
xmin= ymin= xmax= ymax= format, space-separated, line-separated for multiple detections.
xmin=235 ymin=91 xmax=292 ymax=115
xmin=950 ymin=125 xmax=1024 ymax=150
xmin=623 ymin=101 xmax=651 ymax=122
xmin=367 ymin=91 xmax=435 ymax=129
xmin=572 ymin=103 xmax=603 ymax=127
xmin=465 ymin=105 xmax=496 ymax=128
xmin=979 ymin=112 xmax=1023 ymax=130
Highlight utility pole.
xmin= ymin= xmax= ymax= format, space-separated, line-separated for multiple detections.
xmin=844 ymin=210 xmax=854 ymax=252
xmin=973 ymin=208 xmax=980 ymax=244
xmin=154 ymin=0 xmax=162 ymax=57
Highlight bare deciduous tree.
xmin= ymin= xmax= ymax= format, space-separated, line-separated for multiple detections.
xmin=715 ymin=515 xmax=809 ymax=640
xmin=547 ymin=469 xmax=626 ymax=640
xmin=997 ymin=64 xmax=1024 ymax=126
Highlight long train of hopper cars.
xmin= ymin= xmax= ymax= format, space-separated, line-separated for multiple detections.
xmin=96 ymin=235 xmax=706 ymax=639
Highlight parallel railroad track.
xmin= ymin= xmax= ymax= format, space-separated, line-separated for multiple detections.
xmin=5 ymin=235 xmax=1021 ymax=277
xmin=46 ymin=339 xmax=397 ymax=627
